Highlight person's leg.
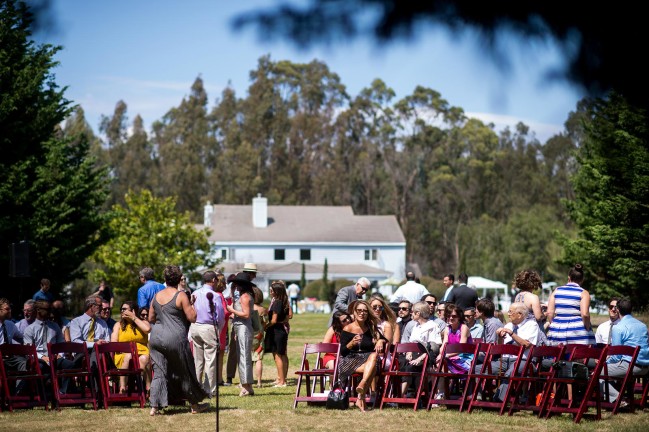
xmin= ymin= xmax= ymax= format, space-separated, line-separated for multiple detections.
xmin=202 ymin=324 xmax=219 ymax=395
xmin=255 ymin=358 xmax=263 ymax=387
xmin=139 ymin=354 xmax=151 ymax=392
xmin=225 ymin=327 xmax=238 ymax=384
xmin=354 ymin=353 xmax=378 ymax=411
xmin=600 ymin=361 xmax=630 ymax=403
xmin=190 ymin=324 xmax=206 ymax=391
xmin=273 ymin=352 xmax=286 ymax=385
xmin=118 ymin=352 xmax=132 ymax=393
xmin=235 ymin=324 xmax=254 ymax=394
xmin=149 ymin=348 xmax=168 ymax=413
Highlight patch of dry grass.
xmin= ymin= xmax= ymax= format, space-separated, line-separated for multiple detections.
xmin=2 ymin=313 xmax=648 ymax=431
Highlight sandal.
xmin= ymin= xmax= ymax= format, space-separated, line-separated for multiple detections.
xmin=191 ymin=403 xmax=209 ymax=414
xmin=239 ymin=388 xmax=254 ymax=397
xmin=356 ymin=380 xmax=367 ymax=398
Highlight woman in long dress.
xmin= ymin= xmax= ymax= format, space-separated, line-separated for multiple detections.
xmin=546 ymin=263 xmax=595 ymax=346
xmin=148 ymin=265 xmax=208 ymax=415
xmin=111 ymin=300 xmax=151 ymax=394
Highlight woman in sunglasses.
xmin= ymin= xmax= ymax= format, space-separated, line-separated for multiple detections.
xmin=111 ymin=300 xmax=152 ymax=394
xmin=338 ymin=299 xmax=386 ymax=411
xmin=369 ymin=296 xmax=400 ymax=344
xmin=322 ymin=311 xmax=352 ymax=369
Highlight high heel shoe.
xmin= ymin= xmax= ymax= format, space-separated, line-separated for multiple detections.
xmin=356 ymin=380 xmax=367 ymax=398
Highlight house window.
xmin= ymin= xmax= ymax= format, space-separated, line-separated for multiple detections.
xmin=364 ymin=249 xmax=377 ymax=260
xmin=220 ymin=249 xmax=227 ymax=260
xmin=274 ymin=249 xmax=286 ymax=260
xmin=300 ymin=249 xmax=311 ymax=261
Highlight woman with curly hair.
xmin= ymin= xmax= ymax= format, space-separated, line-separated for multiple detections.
xmin=338 ymin=299 xmax=387 ymax=411
xmin=369 ymin=296 xmax=400 ymax=344
xmin=512 ymin=269 xmax=544 ymax=323
xmin=111 ymin=301 xmax=152 ymax=394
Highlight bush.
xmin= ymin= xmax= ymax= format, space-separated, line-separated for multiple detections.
xmin=303 ymin=278 xmax=354 ymax=300
xmin=420 ymin=276 xmax=446 ymax=300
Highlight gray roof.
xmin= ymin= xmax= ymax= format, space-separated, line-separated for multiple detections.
xmin=203 ymin=205 xmax=405 ymax=244
xmin=217 ymin=262 xmax=391 ymax=278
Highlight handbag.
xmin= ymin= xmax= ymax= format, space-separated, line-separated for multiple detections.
xmin=552 ymin=361 xmax=589 ymax=380
xmin=326 ymin=382 xmax=349 ymax=410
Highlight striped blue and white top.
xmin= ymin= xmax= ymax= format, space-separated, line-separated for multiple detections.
xmin=547 ymin=282 xmax=595 ymax=346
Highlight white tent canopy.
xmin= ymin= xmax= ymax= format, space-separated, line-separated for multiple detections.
xmin=467 ymin=276 xmax=510 ymax=311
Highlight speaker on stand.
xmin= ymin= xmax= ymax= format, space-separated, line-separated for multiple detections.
xmin=9 ymin=240 xmax=31 ymax=278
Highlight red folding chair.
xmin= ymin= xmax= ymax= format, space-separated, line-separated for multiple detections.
xmin=505 ymin=344 xmax=565 ymax=417
xmin=634 ymin=375 xmax=649 ymax=409
xmin=346 ymin=342 xmax=390 ymax=409
xmin=466 ymin=343 xmax=524 ymax=415
xmin=426 ymin=342 xmax=479 ymax=411
xmin=0 ymin=344 xmax=49 ymax=411
xmin=96 ymin=342 xmax=146 ymax=409
xmin=542 ymin=345 xmax=607 ymax=423
xmin=293 ymin=343 xmax=340 ymax=408
xmin=600 ymin=345 xmax=639 ymax=414
xmin=47 ymin=342 xmax=98 ymax=410
xmin=380 ymin=342 xmax=429 ymax=410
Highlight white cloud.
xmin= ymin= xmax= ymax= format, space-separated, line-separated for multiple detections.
xmin=466 ymin=111 xmax=563 ymax=143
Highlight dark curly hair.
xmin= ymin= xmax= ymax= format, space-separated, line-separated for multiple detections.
xmin=119 ymin=301 xmax=140 ymax=334
xmin=163 ymin=265 xmax=182 ymax=287
xmin=513 ymin=269 xmax=542 ymax=292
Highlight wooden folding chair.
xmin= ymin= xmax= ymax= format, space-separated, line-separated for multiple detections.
xmin=347 ymin=342 xmax=390 ymax=409
xmin=426 ymin=342 xmax=479 ymax=412
xmin=293 ymin=342 xmax=340 ymax=408
xmin=466 ymin=343 xmax=524 ymax=415
xmin=96 ymin=342 xmax=146 ymax=409
xmin=47 ymin=342 xmax=97 ymax=410
xmin=0 ymin=344 xmax=49 ymax=411
xmin=542 ymin=345 xmax=607 ymax=423
xmin=380 ymin=342 xmax=428 ymax=410
xmin=634 ymin=374 xmax=649 ymax=409
xmin=600 ymin=345 xmax=639 ymax=414
xmin=505 ymin=344 xmax=565 ymax=417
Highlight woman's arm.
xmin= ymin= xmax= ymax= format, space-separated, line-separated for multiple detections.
xmin=546 ymin=293 xmax=556 ymax=325
xmin=133 ymin=314 xmax=152 ymax=334
xmin=459 ymin=324 xmax=470 ymax=343
xmin=381 ymin=322 xmax=394 ymax=343
xmin=580 ymin=289 xmax=592 ymax=331
xmin=392 ymin=322 xmax=401 ymax=345
xmin=110 ymin=322 xmax=120 ymax=342
xmin=529 ymin=293 xmax=544 ymax=321
xmin=178 ymin=291 xmax=197 ymax=323
xmin=148 ymin=303 xmax=156 ymax=324
xmin=323 ymin=326 xmax=335 ymax=343
xmin=237 ymin=293 xmax=252 ymax=319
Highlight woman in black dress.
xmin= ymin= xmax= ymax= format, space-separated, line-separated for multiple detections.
xmin=264 ymin=280 xmax=290 ymax=387
xmin=338 ymin=299 xmax=386 ymax=411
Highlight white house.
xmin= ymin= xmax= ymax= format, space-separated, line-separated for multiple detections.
xmin=199 ymin=195 xmax=406 ymax=295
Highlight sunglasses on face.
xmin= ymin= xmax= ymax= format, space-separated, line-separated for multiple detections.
xmin=425 ymin=301 xmax=437 ymax=306
xmin=341 ymin=316 xmax=352 ymax=323
xmin=399 ymin=307 xmax=411 ymax=311
xmin=608 ymin=304 xmax=617 ymax=310
xmin=464 ymin=314 xmax=474 ymax=318
xmin=371 ymin=305 xmax=383 ymax=311
xmin=449 ymin=314 xmax=459 ymax=318
xmin=355 ymin=308 xmax=369 ymax=315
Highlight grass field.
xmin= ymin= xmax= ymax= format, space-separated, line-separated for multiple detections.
xmin=2 ymin=313 xmax=648 ymax=432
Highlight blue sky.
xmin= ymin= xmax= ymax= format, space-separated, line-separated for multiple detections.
xmin=37 ymin=0 xmax=583 ymax=143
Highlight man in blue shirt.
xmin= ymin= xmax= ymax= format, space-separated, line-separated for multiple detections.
xmin=32 ymin=278 xmax=54 ymax=303
xmin=601 ymin=298 xmax=649 ymax=404
xmin=137 ymin=267 xmax=165 ymax=311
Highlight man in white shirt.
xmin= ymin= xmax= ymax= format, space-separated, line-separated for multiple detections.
xmin=441 ymin=274 xmax=455 ymax=301
xmin=288 ymin=283 xmax=300 ymax=314
xmin=595 ymin=298 xmax=620 ymax=345
xmin=390 ymin=272 xmax=429 ymax=304
xmin=490 ymin=302 xmax=540 ymax=401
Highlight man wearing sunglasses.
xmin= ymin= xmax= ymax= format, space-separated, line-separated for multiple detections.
xmin=329 ymin=277 xmax=370 ymax=326
xmin=595 ymin=298 xmax=620 ymax=345
xmin=100 ymin=301 xmax=117 ymax=331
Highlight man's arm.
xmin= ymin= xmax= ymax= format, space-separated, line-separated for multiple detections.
xmin=333 ymin=287 xmax=351 ymax=314
xmin=137 ymin=286 xmax=147 ymax=309
xmin=389 ymin=286 xmax=404 ymax=303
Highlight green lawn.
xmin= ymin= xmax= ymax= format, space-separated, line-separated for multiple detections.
xmin=1 ymin=313 xmax=648 ymax=432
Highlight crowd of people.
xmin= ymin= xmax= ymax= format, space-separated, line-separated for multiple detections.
xmin=0 ymin=262 xmax=296 ymax=415
xmin=2 ymin=262 xmax=648 ymax=415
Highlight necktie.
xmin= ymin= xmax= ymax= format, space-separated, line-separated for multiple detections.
xmin=41 ymin=321 xmax=49 ymax=347
xmin=608 ymin=321 xmax=615 ymax=344
xmin=1 ymin=323 xmax=8 ymax=344
xmin=512 ymin=325 xmax=518 ymax=335
xmin=87 ymin=317 xmax=95 ymax=341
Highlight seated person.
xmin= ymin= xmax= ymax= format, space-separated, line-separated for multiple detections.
xmin=23 ymin=300 xmax=75 ymax=393
xmin=111 ymin=301 xmax=151 ymax=394
xmin=436 ymin=303 xmax=473 ymax=374
xmin=322 ymin=311 xmax=352 ymax=369
xmin=338 ymin=300 xmax=386 ymax=412
xmin=489 ymin=302 xmax=539 ymax=402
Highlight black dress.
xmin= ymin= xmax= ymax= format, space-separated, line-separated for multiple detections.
xmin=337 ymin=328 xmax=377 ymax=386
xmin=264 ymin=300 xmax=288 ymax=355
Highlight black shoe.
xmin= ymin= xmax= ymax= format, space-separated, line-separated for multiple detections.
xmin=223 ymin=381 xmax=232 ymax=387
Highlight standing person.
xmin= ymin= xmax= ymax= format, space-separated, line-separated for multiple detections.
xmin=213 ymin=272 xmax=230 ymax=386
xmin=447 ymin=273 xmax=478 ymax=310
xmin=225 ymin=264 xmax=257 ymax=385
xmin=512 ymin=269 xmax=544 ymax=322
xmin=32 ymin=278 xmax=54 ymax=303
xmin=93 ymin=280 xmax=114 ymax=309
xmin=264 ymin=280 xmax=290 ymax=388
xmin=600 ymin=298 xmax=649 ymax=404
xmin=546 ymin=264 xmax=595 ymax=346
xmin=595 ymin=298 xmax=620 ymax=345
xmin=441 ymin=274 xmax=455 ymax=301
xmin=16 ymin=299 xmax=35 ymax=335
xmin=110 ymin=301 xmax=151 ymax=395
xmin=189 ymin=270 xmax=225 ymax=397
xmin=338 ymin=299 xmax=386 ymax=412
xmin=137 ymin=267 xmax=165 ymax=311
xmin=330 ymin=277 xmax=370 ymax=326
xmin=287 ymin=282 xmax=300 ymax=314
xmin=148 ymin=265 xmax=208 ymax=415
xmin=390 ymin=271 xmax=429 ymax=305
xmin=251 ymin=285 xmax=267 ymax=388
xmin=178 ymin=274 xmax=191 ymax=297
xmin=225 ymin=273 xmax=256 ymax=397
